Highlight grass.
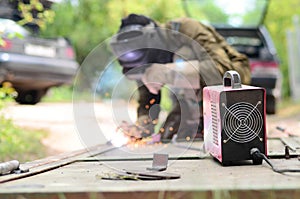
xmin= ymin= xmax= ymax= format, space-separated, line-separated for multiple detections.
xmin=0 ymin=84 xmax=47 ymax=163
xmin=43 ymin=85 xmax=97 ymax=102
xmin=0 ymin=115 xmax=47 ymax=163
xmin=275 ymin=98 xmax=300 ymax=118
xmin=42 ymin=85 xmax=73 ymax=102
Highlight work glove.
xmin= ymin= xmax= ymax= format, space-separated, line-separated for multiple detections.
xmin=141 ymin=60 xmax=200 ymax=94
xmin=135 ymin=115 xmax=156 ymax=137
xmin=116 ymin=115 xmax=156 ymax=140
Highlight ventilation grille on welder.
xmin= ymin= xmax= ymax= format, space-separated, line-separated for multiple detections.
xmin=222 ymin=101 xmax=263 ymax=144
xmin=211 ymin=102 xmax=219 ymax=146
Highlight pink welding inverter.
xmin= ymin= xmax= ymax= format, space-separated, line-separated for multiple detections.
xmin=203 ymin=70 xmax=267 ymax=166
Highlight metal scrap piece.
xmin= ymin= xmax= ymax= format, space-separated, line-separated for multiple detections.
xmin=147 ymin=153 xmax=168 ymax=171
xmin=280 ymin=137 xmax=300 ymax=152
xmin=125 ymin=169 xmax=180 ymax=180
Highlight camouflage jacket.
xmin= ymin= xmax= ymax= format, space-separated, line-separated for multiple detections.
xmin=165 ymin=17 xmax=251 ymax=85
xmin=137 ymin=17 xmax=251 ymax=120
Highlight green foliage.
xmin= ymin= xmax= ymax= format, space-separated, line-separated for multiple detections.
xmin=243 ymin=0 xmax=267 ymax=25
xmin=0 ymin=116 xmax=47 ymax=162
xmin=17 ymin=0 xmax=55 ymax=30
xmin=0 ymin=83 xmax=46 ymax=162
xmin=1 ymin=0 xmax=54 ymax=54
xmin=0 ymin=1 xmax=50 ymax=162
xmin=182 ymin=0 xmax=229 ymax=25
xmin=42 ymin=85 xmax=73 ymax=102
xmin=40 ymin=0 xmax=300 ymax=98
xmin=265 ymin=0 xmax=300 ymax=98
xmin=40 ymin=0 xmax=184 ymax=64
xmin=0 ymin=82 xmax=17 ymax=109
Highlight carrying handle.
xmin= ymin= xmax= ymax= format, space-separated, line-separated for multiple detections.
xmin=223 ymin=70 xmax=242 ymax=89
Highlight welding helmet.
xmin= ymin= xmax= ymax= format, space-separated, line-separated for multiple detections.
xmin=110 ymin=14 xmax=173 ymax=70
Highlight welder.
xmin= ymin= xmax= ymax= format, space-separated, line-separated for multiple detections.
xmin=110 ymin=13 xmax=250 ymax=141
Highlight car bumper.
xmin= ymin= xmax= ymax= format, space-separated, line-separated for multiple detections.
xmin=0 ymin=52 xmax=79 ymax=88
xmin=251 ymin=75 xmax=281 ymax=97
xmin=251 ymin=76 xmax=277 ymax=89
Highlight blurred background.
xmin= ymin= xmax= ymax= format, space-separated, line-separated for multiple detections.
xmin=1 ymin=0 xmax=300 ymax=162
xmin=41 ymin=0 xmax=300 ymax=99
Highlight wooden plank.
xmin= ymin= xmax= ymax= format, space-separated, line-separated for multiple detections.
xmin=280 ymin=137 xmax=300 ymax=151
xmin=88 ymin=141 xmax=205 ymax=161
xmin=0 ymin=190 xmax=299 ymax=199
xmin=0 ymin=143 xmax=117 ymax=183
xmin=0 ymin=140 xmax=300 ymax=198
xmin=0 ymin=138 xmax=296 ymax=184
xmin=85 ymin=139 xmax=299 ymax=161
xmin=0 ymin=158 xmax=300 ymax=197
xmin=267 ymin=138 xmax=300 ymax=157
xmin=0 ymin=141 xmax=202 ymax=184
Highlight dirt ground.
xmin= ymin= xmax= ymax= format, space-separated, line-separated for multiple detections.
xmin=3 ymin=101 xmax=300 ymax=156
xmin=266 ymin=101 xmax=300 ymax=137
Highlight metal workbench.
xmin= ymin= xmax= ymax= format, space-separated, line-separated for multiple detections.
xmin=0 ymin=139 xmax=300 ymax=199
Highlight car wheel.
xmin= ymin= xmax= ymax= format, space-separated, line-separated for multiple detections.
xmin=15 ymin=89 xmax=47 ymax=105
xmin=266 ymin=95 xmax=276 ymax=114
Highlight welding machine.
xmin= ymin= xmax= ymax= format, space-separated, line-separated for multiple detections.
xmin=203 ymin=71 xmax=267 ymax=165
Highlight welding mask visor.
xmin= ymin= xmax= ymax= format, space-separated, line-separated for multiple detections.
xmin=110 ymin=22 xmax=171 ymax=69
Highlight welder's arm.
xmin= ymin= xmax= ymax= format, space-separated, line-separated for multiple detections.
xmin=141 ymin=60 xmax=201 ymax=94
xmin=142 ymin=59 xmax=223 ymax=94
xmin=137 ymin=84 xmax=161 ymax=119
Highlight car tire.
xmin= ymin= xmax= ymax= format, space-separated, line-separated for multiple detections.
xmin=266 ymin=95 xmax=276 ymax=114
xmin=15 ymin=89 xmax=47 ymax=105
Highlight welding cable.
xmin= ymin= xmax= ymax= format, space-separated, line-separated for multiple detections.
xmin=250 ymin=148 xmax=300 ymax=174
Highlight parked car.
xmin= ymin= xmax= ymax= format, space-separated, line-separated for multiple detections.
xmin=0 ymin=18 xmax=79 ymax=104
xmin=215 ymin=26 xmax=281 ymax=114
xmin=182 ymin=0 xmax=281 ymax=114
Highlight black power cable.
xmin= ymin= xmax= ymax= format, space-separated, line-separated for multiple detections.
xmin=250 ymin=148 xmax=300 ymax=174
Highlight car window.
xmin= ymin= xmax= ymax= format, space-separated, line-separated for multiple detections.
xmin=182 ymin=0 xmax=268 ymax=27
xmin=223 ymin=36 xmax=263 ymax=58
xmin=226 ymin=37 xmax=262 ymax=46
xmin=0 ymin=18 xmax=30 ymax=38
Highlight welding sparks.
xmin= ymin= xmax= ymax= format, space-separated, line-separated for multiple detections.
xmin=111 ymin=127 xmax=162 ymax=147
xmin=110 ymin=129 xmax=130 ymax=147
